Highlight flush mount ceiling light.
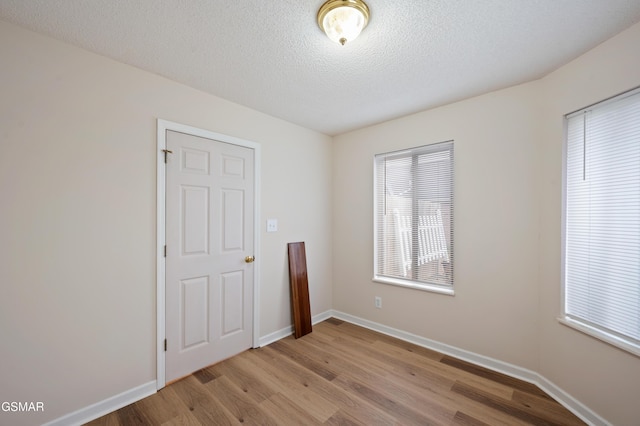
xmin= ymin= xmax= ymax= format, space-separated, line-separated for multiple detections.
xmin=317 ymin=0 xmax=370 ymax=46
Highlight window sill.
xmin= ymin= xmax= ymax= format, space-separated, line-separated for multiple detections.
xmin=558 ymin=316 xmax=640 ymax=358
xmin=373 ymin=275 xmax=454 ymax=296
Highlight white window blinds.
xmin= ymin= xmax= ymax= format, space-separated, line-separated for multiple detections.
xmin=374 ymin=141 xmax=454 ymax=293
xmin=564 ymin=88 xmax=640 ymax=354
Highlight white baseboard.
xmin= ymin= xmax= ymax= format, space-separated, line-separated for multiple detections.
xmin=311 ymin=309 xmax=333 ymax=325
xmin=258 ymin=309 xmax=333 ymax=347
xmin=330 ymin=310 xmax=610 ymax=426
xmin=535 ymin=375 xmax=610 ymax=426
xmin=42 ymin=381 xmax=156 ymax=426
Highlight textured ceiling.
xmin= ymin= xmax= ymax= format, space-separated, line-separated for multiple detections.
xmin=2 ymin=1 xmax=640 ymax=135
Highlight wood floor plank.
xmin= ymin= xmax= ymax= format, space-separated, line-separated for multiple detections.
xmin=333 ymin=321 xmax=444 ymax=361
xmin=160 ymin=412 xmax=201 ymax=426
xmin=301 ymin=329 xmax=405 ymax=380
xmin=287 ymin=241 xmax=312 ymax=338
xmin=245 ymin=347 xmax=340 ymax=422
xmin=116 ymin=403 xmax=153 ymax=425
xmin=332 ymin=373 xmax=448 ymax=425
xmin=294 ymin=331 xmax=457 ymax=424
xmin=86 ymin=319 xmax=586 ymax=426
xmin=258 ymin=393 xmax=323 ymax=426
xmin=84 ymin=411 xmax=121 ymax=426
xmin=269 ymin=338 xmax=338 ymax=381
xmin=324 ymin=317 xmax=344 ymax=326
xmin=452 ymin=380 xmax=568 ymax=426
xmin=205 ymin=355 xmax=278 ymax=404
xmin=340 ymin=335 xmax=457 ymax=390
xmin=313 ymin=320 xmax=379 ymax=343
xmin=442 ymin=355 xmax=551 ymax=399
xmin=133 ymin=386 xmax=185 ymax=425
xmin=282 ymin=323 xmax=545 ymax=425
xmin=269 ymin=338 xmax=401 ymax=425
xmin=170 ymin=375 xmax=238 ymax=425
xmin=317 ymin=322 xmax=518 ymax=405
xmin=303 ymin=327 xmax=467 ymax=412
xmin=193 ymin=366 xmax=221 ymax=385
xmin=371 ymin=339 xmax=515 ymax=401
xmin=363 ymin=339 xmax=533 ymax=424
xmin=204 ymin=375 xmax=278 ymax=426
xmin=295 ymin=322 xmax=580 ymax=426
xmin=324 ymin=408 xmax=395 ymax=426
xmin=310 ymin=324 xmax=456 ymax=395
xmin=511 ymin=389 xmax=586 ymax=426
xmin=452 ymin=410 xmax=492 ymax=426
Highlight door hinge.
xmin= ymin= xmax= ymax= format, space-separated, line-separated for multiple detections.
xmin=164 ymin=245 xmax=167 ymax=257
xmin=164 ymin=339 xmax=167 ymax=352
xmin=162 ymin=149 xmax=173 ymax=163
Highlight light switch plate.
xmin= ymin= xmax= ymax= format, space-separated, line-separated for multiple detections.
xmin=266 ymin=219 xmax=278 ymax=232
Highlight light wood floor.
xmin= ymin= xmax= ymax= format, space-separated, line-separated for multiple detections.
xmin=86 ymin=318 xmax=586 ymax=425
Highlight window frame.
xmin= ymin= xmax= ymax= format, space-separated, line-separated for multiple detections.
xmin=373 ymin=141 xmax=454 ymax=296
xmin=560 ymin=86 xmax=640 ymax=357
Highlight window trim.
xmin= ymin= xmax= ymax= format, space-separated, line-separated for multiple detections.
xmin=558 ymin=317 xmax=640 ymax=358
xmin=373 ymin=141 xmax=454 ymax=296
xmin=372 ymin=275 xmax=455 ymax=295
xmin=560 ymin=86 xmax=640 ymax=358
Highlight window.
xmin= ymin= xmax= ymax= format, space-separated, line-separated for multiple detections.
xmin=563 ymin=88 xmax=640 ymax=356
xmin=374 ymin=141 xmax=454 ymax=294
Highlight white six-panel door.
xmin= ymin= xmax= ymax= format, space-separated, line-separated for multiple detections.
xmin=165 ymin=129 xmax=254 ymax=383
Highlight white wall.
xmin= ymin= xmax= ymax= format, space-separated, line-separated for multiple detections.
xmin=538 ymin=22 xmax=640 ymax=426
xmin=333 ymin=20 xmax=640 ymax=426
xmin=0 ymin=20 xmax=333 ymax=426
xmin=333 ymin=82 xmax=542 ymax=370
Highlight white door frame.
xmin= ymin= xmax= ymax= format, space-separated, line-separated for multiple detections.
xmin=156 ymin=119 xmax=261 ymax=389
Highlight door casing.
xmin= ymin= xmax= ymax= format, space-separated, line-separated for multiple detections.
xmin=156 ymin=119 xmax=261 ymax=389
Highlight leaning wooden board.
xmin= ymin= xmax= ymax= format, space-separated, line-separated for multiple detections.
xmin=288 ymin=242 xmax=312 ymax=338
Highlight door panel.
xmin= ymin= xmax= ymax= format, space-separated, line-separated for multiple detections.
xmin=166 ymin=130 xmax=254 ymax=383
xmin=221 ymin=271 xmax=244 ymax=335
xmin=182 ymin=147 xmax=210 ymax=174
xmin=222 ymin=189 xmax=244 ymax=250
xmin=181 ymin=276 xmax=209 ymax=349
xmin=221 ymin=154 xmax=245 ymax=178
xmin=181 ymin=186 xmax=209 ymax=255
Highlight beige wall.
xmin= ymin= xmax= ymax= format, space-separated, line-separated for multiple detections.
xmin=538 ymin=22 xmax=640 ymax=426
xmin=333 ymin=82 xmax=542 ymax=370
xmin=333 ymin=21 xmax=640 ymax=426
xmin=0 ymin=20 xmax=332 ymax=425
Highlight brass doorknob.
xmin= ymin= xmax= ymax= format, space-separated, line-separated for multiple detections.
xmin=245 ymin=256 xmax=255 ymax=263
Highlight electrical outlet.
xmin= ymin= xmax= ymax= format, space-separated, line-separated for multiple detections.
xmin=375 ymin=296 xmax=382 ymax=309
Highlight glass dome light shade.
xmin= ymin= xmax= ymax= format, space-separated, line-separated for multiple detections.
xmin=318 ymin=0 xmax=370 ymax=45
